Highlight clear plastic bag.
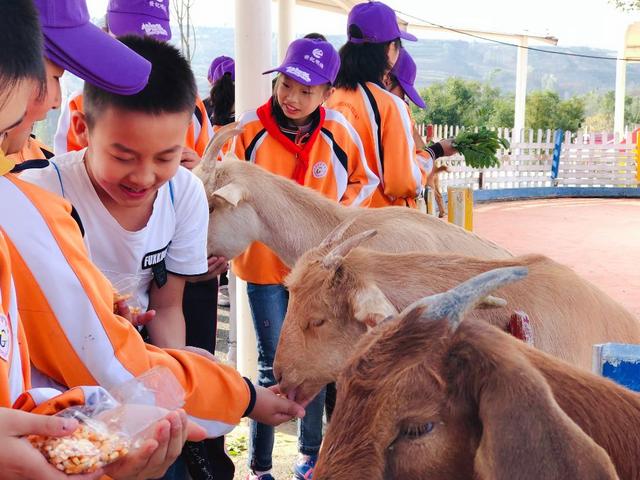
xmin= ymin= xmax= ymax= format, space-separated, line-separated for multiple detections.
xmin=110 ymin=273 xmax=145 ymax=315
xmin=29 ymin=367 xmax=185 ymax=475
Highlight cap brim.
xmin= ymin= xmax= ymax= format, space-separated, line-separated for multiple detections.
xmin=108 ymin=11 xmax=171 ymax=41
xmin=43 ymin=22 xmax=151 ymax=95
xmin=399 ymin=78 xmax=426 ymax=108
xmin=262 ymin=63 xmax=329 ymax=86
xmin=400 ymin=30 xmax=418 ymax=42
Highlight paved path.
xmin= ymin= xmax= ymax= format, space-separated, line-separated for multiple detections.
xmin=474 ymin=198 xmax=640 ymax=317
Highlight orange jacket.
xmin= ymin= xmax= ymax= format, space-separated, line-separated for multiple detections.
xmin=0 ymin=174 xmax=252 ymax=436
xmin=7 ymin=136 xmax=53 ymax=165
xmin=231 ymin=100 xmax=378 ymax=285
xmin=326 ymin=82 xmax=423 ymax=207
xmin=53 ymin=92 xmax=214 ymax=157
xmin=0 ymin=231 xmax=29 ymax=407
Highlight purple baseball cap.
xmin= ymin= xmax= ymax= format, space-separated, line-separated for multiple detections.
xmin=35 ymin=0 xmax=151 ymax=95
xmin=391 ymin=48 xmax=425 ymax=108
xmin=212 ymin=59 xmax=235 ymax=83
xmin=263 ymin=38 xmax=340 ymax=86
xmin=208 ymin=55 xmax=233 ymax=83
xmin=347 ymin=1 xmax=417 ymax=44
xmin=107 ymin=0 xmax=171 ymax=41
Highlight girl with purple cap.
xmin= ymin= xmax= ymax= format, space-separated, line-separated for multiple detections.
xmin=327 ymin=0 xmax=425 ymax=208
xmin=230 ymin=37 xmax=378 ymax=480
xmin=386 ymin=47 xmax=456 ymax=217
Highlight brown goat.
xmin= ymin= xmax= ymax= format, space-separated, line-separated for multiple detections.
xmin=274 ymin=229 xmax=640 ymax=404
xmin=193 ymin=129 xmax=511 ymax=266
xmin=315 ymin=268 xmax=637 ymax=479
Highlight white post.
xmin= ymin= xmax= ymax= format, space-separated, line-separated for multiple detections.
xmin=233 ymin=0 xmax=272 ymax=379
xmin=614 ymin=46 xmax=627 ymax=139
xmin=278 ymin=0 xmax=295 ymax=63
xmin=513 ymin=36 xmax=528 ymax=143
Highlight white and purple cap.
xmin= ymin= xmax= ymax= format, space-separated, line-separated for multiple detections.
xmin=263 ymin=38 xmax=340 ymax=86
xmin=107 ymin=0 xmax=171 ymax=41
xmin=208 ymin=55 xmax=233 ymax=84
xmin=212 ymin=58 xmax=235 ymax=83
xmin=391 ymin=48 xmax=425 ymax=108
xmin=347 ymin=1 xmax=417 ymax=44
xmin=34 ymin=0 xmax=151 ymax=95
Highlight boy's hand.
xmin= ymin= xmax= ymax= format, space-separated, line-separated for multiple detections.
xmin=104 ymin=410 xmax=206 ymax=480
xmin=114 ymin=300 xmax=156 ymax=328
xmin=188 ymin=255 xmax=228 ymax=283
xmin=180 ymin=147 xmax=202 ymax=170
xmin=0 ymin=408 xmax=103 ymax=480
xmin=248 ymin=385 xmax=305 ymax=426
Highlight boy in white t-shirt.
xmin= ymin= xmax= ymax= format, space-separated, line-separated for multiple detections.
xmin=21 ymin=35 xmax=210 ymax=349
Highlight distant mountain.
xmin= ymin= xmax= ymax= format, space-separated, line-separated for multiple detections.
xmin=190 ymin=27 xmax=640 ymax=100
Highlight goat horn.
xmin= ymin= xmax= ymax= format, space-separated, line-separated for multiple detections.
xmin=321 ymin=229 xmax=378 ymax=270
xmin=202 ymin=122 xmax=243 ymax=165
xmin=408 ymin=266 xmax=528 ymax=331
xmin=319 ymin=217 xmax=358 ymax=248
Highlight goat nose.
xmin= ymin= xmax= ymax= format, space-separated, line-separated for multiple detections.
xmin=274 ymin=372 xmax=283 ymax=384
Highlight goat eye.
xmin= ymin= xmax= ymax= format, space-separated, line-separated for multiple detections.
xmin=401 ymin=422 xmax=435 ymax=439
xmin=310 ymin=318 xmax=326 ymax=328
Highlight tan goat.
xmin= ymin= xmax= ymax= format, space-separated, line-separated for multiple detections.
xmin=274 ymin=229 xmax=640 ymax=404
xmin=315 ymin=268 xmax=638 ymax=480
xmin=193 ymin=127 xmax=511 ymax=267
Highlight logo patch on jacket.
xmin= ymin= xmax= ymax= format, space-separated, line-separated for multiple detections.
xmin=142 ymin=243 xmax=170 ymax=288
xmin=312 ymin=161 xmax=328 ymax=179
xmin=0 ymin=314 xmax=10 ymax=361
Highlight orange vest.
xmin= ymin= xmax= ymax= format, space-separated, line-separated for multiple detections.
xmin=326 ymin=82 xmax=423 ymax=207
xmin=230 ymin=100 xmax=377 ymax=285
xmin=0 ymin=175 xmax=250 ymax=436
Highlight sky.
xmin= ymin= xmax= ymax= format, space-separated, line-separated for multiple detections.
xmin=87 ymin=0 xmax=640 ymax=51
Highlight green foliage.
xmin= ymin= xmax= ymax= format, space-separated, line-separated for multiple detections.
xmin=410 ymin=77 xmax=514 ymax=128
xmin=452 ymin=129 xmax=510 ymax=169
xmin=412 ymin=77 xmax=634 ymax=133
xmin=609 ymin=0 xmax=640 ymax=10
xmin=525 ymin=90 xmax=585 ymax=131
xmin=226 ymin=434 xmax=248 ymax=457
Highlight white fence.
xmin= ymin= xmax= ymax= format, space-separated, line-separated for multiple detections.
xmin=418 ymin=125 xmax=640 ymax=191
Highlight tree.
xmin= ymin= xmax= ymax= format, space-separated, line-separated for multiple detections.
xmin=172 ymin=0 xmax=197 ymax=62
xmin=411 ymin=77 xmax=515 ymax=129
xmin=609 ymin=0 xmax=640 ymax=10
xmin=525 ymin=90 xmax=585 ymax=131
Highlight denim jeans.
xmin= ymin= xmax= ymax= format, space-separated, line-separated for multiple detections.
xmin=247 ymin=283 xmax=326 ymax=472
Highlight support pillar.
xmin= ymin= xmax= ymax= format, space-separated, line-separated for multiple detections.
xmin=233 ymin=0 xmax=272 ymax=378
xmin=513 ymin=36 xmax=528 ymax=143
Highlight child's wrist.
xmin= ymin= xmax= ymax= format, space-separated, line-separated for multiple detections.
xmin=242 ymin=377 xmax=257 ymax=417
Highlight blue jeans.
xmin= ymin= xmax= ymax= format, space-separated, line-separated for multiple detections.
xmin=247 ymin=283 xmax=326 ymax=472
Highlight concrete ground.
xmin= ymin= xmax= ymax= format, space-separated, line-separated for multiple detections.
xmin=474 ymin=198 xmax=640 ymax=317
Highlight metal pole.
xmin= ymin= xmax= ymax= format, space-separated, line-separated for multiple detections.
xmin=513 ymin=36 xmax=528 ymax=143
xmin=233 ymin=0 xmax=272 ymax=378
xmin=614 ymin=47 xmax=627 ymax=139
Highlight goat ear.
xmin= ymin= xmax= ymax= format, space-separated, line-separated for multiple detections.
xmin=211 ymin=183 xmax=247 ymax=207
xmin=472 ymin=355 xmax=618 ymax=479
xmin=321 ymin=229 xmax=377 ymax=270
xmin=351 ymin=283 xmax=397 ymax=329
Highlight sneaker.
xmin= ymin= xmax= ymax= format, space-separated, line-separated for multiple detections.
xmin=293 ymin=455 xmax=317 ymax=480
xmin=247 ymin=472 xmax=275 ymax=480
xmin=218 ymin=285 xmax=230 ymax=308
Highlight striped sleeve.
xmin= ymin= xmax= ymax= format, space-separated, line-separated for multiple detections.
xmin=192 ymin=97 xmax=215 ymax=158
xmin=324 ymin=109 xmax=378 ymax=207
xmin=377 ymin=86 xmax=423 ymax=201
xmin=0 ymin=176 xmax=251 ymax=437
